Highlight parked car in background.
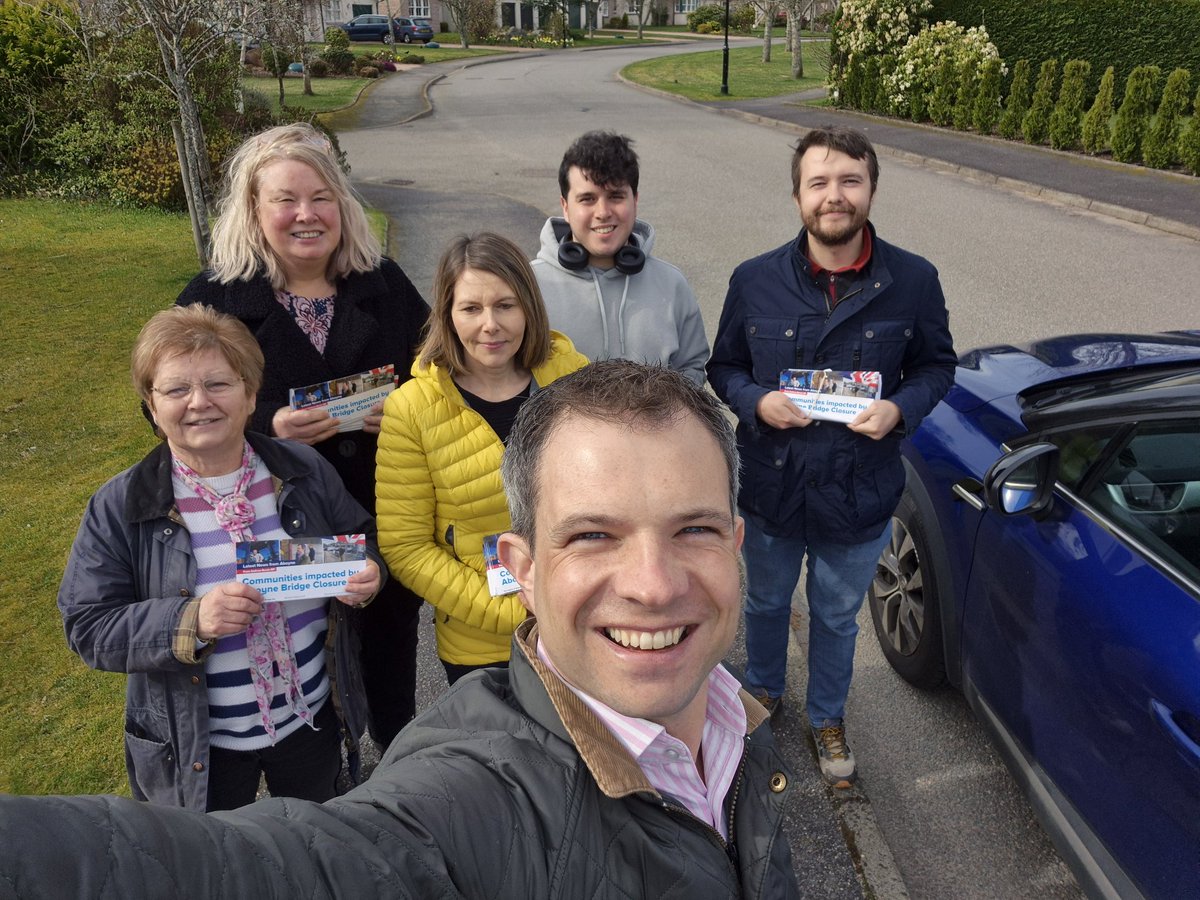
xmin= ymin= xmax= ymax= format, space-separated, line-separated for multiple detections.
xmin=336 ymin=14 xmax=432 ymax=43
xmin=394 ymin=16 xmax=435 ymax=42
xmin=868 ymin=332 xmax=1200 ymax=900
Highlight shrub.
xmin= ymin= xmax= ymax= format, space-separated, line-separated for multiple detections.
xmin=972 ymin=57 xmax=1003 ymax=134
xmin=873 ymin=57 xmax=896 ymax=114
xmin=952 ymin=58 xmax=977 ymax=130
xmin=1021 ymin=58 xmax=1058 ymax=145
xmin=306 ymin=57 xmax=329 ymax=77
xmin=621 ymin=13 xmax=629 ymax=27
xmin=357 ymin=65 xmax=380 ymax=78
xmin=929 ymin=55 xmax=958 ymax=126
xmin=688 ymin=4 xmax=725 ymax=30
xmin=732 ymin=3 xmax=756 ymax=31
xmin=324 ymin=27 xmax=350 ymax=49
xmin=378 ymin=60 xmax=397 ymax=72
xmin=885 ymin=19 xmax=1001 ymax=120
xmin=320 ymin=42 xmax=355 ymax=75
xmin=1081 ymin=66 xmax=1115 ymax=155
xmin=1048 ymin=59 xmax=1091 ymax=150
xmin=695 ymin=22 xmax=714 ymax=34
xmin=860 ymin=56 xmax=881 ymax=112
xmin=1178 ymin=86 xmax=1200 ymax=175
xmin=837 ymin=54 xmax=864 ymax=107
xmin=1111 ymin=65 xmax=1161 ymax=163
xmin=399 ymin=53 xmax=425 ymax=64
xmin=997 ymin=58 xmax=1031 ymax=140
xmin=1143 ymin=67 xmax=1192 ymax=168
xmin=829 ymin=0 xmax=931 ymax=102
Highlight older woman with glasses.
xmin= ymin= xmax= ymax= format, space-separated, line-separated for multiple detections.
xmin=58 ymin=304 xmax=383 ymax=811
xmin=177 ymin=122 xmax=429 ymax=751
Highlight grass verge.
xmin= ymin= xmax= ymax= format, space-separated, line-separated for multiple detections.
xmin=0 ymin=199 xmax=199 ymax=796
xmin=243 ymin=74 xmax=370 ymax=114
xmin=622 ymin=41 xmax=827 ymax=101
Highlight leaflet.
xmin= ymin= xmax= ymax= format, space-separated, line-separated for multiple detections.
xmin=236 ymin=534 xmax=366 ymax=602
xmin=288 ymin=364 xmax=396 ymax=433
xmin=483 ymin=534 xmax=520 ymax=597
xmin=780 ymin=368 xmax=882 ymax=424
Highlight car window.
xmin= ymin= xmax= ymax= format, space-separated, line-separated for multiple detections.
xmin=1053 ymin=420 xmax=1200 ymax=583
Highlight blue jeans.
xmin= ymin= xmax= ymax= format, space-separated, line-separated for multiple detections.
xmin=741 ymin=514 xmax=890 ymax=725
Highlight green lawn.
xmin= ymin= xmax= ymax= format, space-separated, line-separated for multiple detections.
xmin=0 ymin=199 xmax=199 ymax=796
xmin=622 ymin=42 xmax=828 ymax=101
xmin=0 ymin=198 xmax=387 ymax=798
xmin=243 ymin=74 xmax=371 ymax=114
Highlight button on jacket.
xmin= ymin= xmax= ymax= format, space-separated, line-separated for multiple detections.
xmin=707 ymin=225 xmax=956 ymax=543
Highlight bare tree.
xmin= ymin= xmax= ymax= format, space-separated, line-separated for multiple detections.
xmin=441 ymin=0 xmax=493 ymax=48
xmin=748 ymin=0 xmax=781 ymax=62
xmin=782 ymin=0 xmax=817 ymax=78
xmin=80 ymin=0 xmax=255 ymax=263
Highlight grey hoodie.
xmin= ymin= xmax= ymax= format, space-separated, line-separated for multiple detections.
xmin=532 ymin=217 xmax=709 ymax=385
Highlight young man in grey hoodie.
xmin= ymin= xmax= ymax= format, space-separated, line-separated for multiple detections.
xmin=532 ymin=131 xmax=709 ymax=385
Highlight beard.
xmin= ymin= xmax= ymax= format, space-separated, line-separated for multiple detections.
xmin=803 ymin=202 xmax=870 ymax=247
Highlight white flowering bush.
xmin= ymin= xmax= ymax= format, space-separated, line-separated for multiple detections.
xmin=829 ymin=0 xmax=931 ymax=101
xmin=886 ymin=21 xmax=1003 ymax=120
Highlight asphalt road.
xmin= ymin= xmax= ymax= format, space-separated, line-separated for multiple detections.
xmin=337 ymin=40 xmax=1200 ymax=898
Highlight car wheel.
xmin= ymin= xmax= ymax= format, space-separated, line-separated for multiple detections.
xmin=868 ymin=491 xmax=947 ymax=688
xmin=383 ymin=33 xmax=394 ymax=44
xmin=403 ymin=33 xmax=413 ymax=43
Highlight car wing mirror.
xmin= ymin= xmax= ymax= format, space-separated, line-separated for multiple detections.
xmin=983 ymin=442 xmax=1059 ymax=518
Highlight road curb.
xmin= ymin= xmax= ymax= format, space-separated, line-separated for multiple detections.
xmin=615 ymin=71 xmax=1200 ymax=243
xmin=786 ymin=614 xmax=908 ymax=898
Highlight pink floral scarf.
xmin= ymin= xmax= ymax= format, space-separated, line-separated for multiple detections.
xmin=172 ymin=443 xmax=313 ymax=741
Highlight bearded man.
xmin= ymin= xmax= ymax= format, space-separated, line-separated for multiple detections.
xmin=707 ymin=125 xmax=957 ymax=788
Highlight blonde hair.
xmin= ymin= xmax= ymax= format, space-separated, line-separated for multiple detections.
xmin=131 ymin=305 xmax=264 ymax=403
xmin=418 ymin=233 xmax=552 ymax=377
xmin=207 ymin=123 xmax=381 ymax=289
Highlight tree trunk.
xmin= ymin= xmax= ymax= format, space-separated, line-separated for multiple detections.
xmin=762 ymin=17 xmax=772 ymax=63
xmin=637 ymin=11 xmax=644 ymax=39
xmin=789 ymin=10 xmax=803 ymax=79
xmin=172 ymin=120 xmax=209 ymax=268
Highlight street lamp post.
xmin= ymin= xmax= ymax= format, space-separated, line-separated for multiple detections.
xmin=720 ymin=0 xmax=730 ymax=94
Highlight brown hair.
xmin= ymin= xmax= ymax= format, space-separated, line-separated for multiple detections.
xmin=417 ymin=233 xmax=552 ymax=377
xmin=791 ymin=125 xmax=880 ymax=196
xmin=131 ymin=305 xmax=264 ymax=404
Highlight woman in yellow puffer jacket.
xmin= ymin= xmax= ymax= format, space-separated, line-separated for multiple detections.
xmin=376 ymin=233 xmax=587 ymax=684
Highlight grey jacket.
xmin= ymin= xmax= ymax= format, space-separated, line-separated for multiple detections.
xmin=532 ymin=217 xmax=710 ymax=385
xmin=56 ymin=433 xmax=382 ymax=810
xmin=0 ymin=621 xmax=799 ymax=898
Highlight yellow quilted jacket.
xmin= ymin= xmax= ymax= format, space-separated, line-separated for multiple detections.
xmin=376 ymin=333 xmax=587 ymax=665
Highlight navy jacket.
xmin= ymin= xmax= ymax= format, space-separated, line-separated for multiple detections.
xmin=708 ymin=225 xmax=956 ymax=542
xmin=57 ymin=434 xmax=383 ymax=810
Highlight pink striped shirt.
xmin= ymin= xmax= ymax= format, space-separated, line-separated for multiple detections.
xmin=538 ymin=643 xmax=747 ymax=840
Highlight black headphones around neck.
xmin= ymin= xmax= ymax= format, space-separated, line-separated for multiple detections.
xmin=557 ymin=239 xmax=646 ymax=275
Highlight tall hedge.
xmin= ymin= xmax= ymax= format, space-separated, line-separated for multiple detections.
xmin=1081 ymin=65 xmax=1115 ymax=155
xmin=1049 ymin=59 xmax=1091 ymax=151
xmin=1179 ymin=86 xmax=1200 ymax=175
xmin=929 ymin=0 xmax=1200 ymax=98
xmin=1143 ymin=67 xmax=1192 ymax=168
xmin=997 ymin=59 xmax=1032 ymax=140
xmin=972 ymin=58 xmax=1004 ymax=134
xmin=1110 ymin=65 xmax=1160 ymax=163
xmin=1022 ymin=58 xmax=1059 ymax=145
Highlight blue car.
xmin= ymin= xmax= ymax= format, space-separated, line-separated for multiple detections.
xmin=868 ymin=332 xmax=1200 ymax=899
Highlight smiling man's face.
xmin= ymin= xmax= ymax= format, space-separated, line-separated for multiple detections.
xmin=499 ymin=412 xmax=744 ymax=736
xmin=559 ymin=166 xmax=638 ymax=269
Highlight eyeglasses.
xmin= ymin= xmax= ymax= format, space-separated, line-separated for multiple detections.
xmin=151 ymin=378 xmax=244 ymax=402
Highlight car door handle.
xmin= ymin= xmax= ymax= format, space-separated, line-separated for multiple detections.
xmin=1150 ymin=699 xmax=1200 ymax=771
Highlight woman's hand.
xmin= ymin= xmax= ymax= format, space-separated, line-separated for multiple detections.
xmin=272 ymin=405 xmax=340 ymax=445
xmin=197 ymin=582 xmax=265 ymax=640
xmin=336 ymin=559 xmax=381 ymax=608
xmin=360 ymin=401 xmax=386 ymax=435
